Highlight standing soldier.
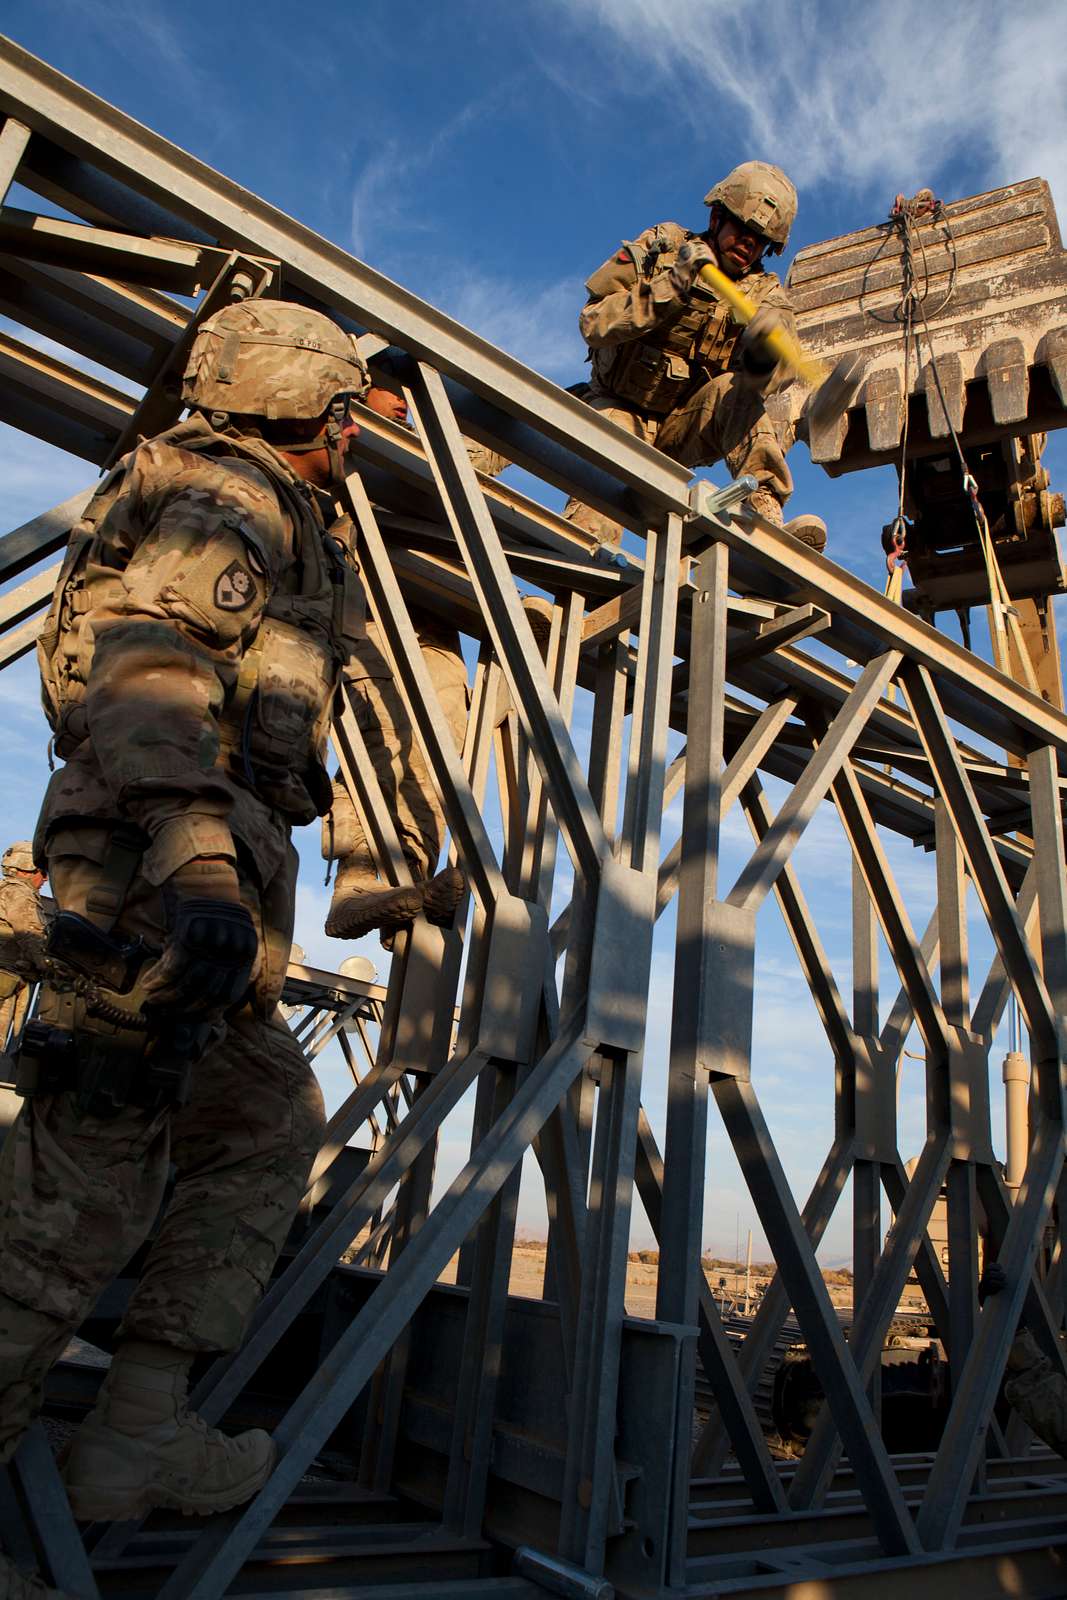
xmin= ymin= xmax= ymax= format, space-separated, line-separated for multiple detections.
xmin=0 ymin=298 xmax=368 ymax=1590
xmin=0 ymin=843 xmax=47 ymax=1047
xmin=322 ymin=381 xmax=469 ymax=943
xmin=566 ymin=162 xmax=827 ymax=550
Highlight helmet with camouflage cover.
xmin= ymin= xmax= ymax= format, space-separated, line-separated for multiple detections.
xmin=182 ymin=299 xmax=369 ymax=421
xmin=704 ymin=162 xmax=797 ymax=253
xmin=2 ymin=841 xmax=35 ymax=877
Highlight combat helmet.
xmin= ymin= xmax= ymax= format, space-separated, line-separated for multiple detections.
xmin=704 ymin=162 xmax=797 ymax=254
xmin=183 ymin=299 xmax=369 ymax=422
xmin=2 ymin=841 xmax=35 ymax=877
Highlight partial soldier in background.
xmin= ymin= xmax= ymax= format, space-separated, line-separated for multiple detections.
xmin=0 ymin=843 xmax=47 ymax=1047
xmin=322 ymin=381 xmax=472 ymax=943
xmin=363 ymin=374 xmax=507 ymax=477
xmin=0 ymin=299 xmax=368 ymax=1591
xmin=1002 ymin=1329 xmax=1067 ymax=1456
xmin=464 ymin=440 xmax=510 ymax=478
xmin=980 ymin=1261 xmax=1067 ymax=1456
xmin=566 ymin=162 xmax=827 ymax=550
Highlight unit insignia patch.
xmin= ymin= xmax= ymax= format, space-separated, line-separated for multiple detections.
xmin=215 ymin=560 xmax=257 ymax=611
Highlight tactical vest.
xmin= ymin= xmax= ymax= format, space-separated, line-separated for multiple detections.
xmin=589 ymin=223 xmax=782 ymax=416
xmin=37 ymin=419 xmax=364 ymax=827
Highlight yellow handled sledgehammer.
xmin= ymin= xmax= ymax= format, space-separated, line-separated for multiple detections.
xmin=697 ymin=261 xmax=863 ymax=424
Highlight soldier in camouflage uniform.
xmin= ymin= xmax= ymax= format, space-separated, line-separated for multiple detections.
xmin=980 ymin=1261 xmax=1067 ymax=1456
xmin=323 ymin=381 xmax=470 ymax=942
xmin=1003 ymin=1328 xmax=1067 ymax=1456
xmin=0 ymin=844 xmax=47 ymax=1048
xmin=0 ymin=300 xmax=368 ymax=1590
xmin=566 ymin=162 xmax=827 ymax=551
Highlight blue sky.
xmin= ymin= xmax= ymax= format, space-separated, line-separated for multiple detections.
xmin=1 ymin=0 xmax=1065 ymax=1262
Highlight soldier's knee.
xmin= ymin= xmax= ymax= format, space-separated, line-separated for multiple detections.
xmin=258 ymin=1021 xmax=326 ymax=1167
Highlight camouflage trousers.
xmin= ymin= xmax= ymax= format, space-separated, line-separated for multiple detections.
xmin=0 ymin=976 xmax=30 ymax=1049
xmin=564 ymin=374 xmax=793 ymax=545
xmin=327 ymin=625 xmax=469 ymax=878
xmin=0 ymin=830 xmax=325 ymax=1464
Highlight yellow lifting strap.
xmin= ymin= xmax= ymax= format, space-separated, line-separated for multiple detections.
xmin=696 ymin=262 xmax=828 ymax=388
xmin=882 ymin=484 xmax=1041 ymax=698
xmin=964 ymin=473 xmax=1042 ymax=696
xmin=882 ymin=558 xmax=906 ymax=704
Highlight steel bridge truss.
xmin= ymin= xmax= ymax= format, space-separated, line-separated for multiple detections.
xmin=1 ymin=34 xmax=1067 ymax=1600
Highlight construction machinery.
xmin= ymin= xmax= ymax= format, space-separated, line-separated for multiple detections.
xmin=1 ymin=35 xmax=1067 ymax=1600
xmin=778 ymin=177 xmax=1067 ymax=704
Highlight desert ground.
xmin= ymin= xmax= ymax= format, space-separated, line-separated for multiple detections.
xmin=433 ymin=1238 xmax=858 ymax=1319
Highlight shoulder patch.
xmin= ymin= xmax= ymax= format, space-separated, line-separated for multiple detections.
xmin=214 ymin=560 xmax=258 ymax=612
xmin=646 ymin=221 xmax=688 ymax=248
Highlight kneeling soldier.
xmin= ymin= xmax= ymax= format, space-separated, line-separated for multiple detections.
xmin=567 ymin=162 xmax=826 ymax=551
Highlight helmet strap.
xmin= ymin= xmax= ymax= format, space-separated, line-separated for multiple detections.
xmin=278 ymin=432 xmax=328 ymax=454
xmin=324 ymin=397 xmax=351 ymax=489
xmin=265 ymin=398 xmax=352 ymax=489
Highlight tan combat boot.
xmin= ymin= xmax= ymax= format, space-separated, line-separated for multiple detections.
xmin=62 ymin=1341 xmax=275 ymax=1521
xmin=494 ymin=595 xmax=557 ymax=728
xmin=326 ymin=850 xmax=464 ymax=943
xmin=0 ymin=1555 xmax=71 ymax=1600
xmin=747 ymin=489 xmax=828 ymax=554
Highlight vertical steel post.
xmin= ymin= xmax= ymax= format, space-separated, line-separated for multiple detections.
xmin=655 ymin=540 xmax=729 ymax=1587
xmin=851 ymin=857 xmax=882 ymax=1418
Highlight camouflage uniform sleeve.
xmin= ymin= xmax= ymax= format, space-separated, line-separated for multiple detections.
xmin=83 ymin=444 xmax=290 ymax=880
xmin=578 ymin=224 xmax=689 ymax=351
xmin=1005 ymin=1343 xmax=1067 ymax=1456
xmin=0 ymin=882 xmax=48 ymax=978
xmin=465 ymin=439 xmax=508 ymax=477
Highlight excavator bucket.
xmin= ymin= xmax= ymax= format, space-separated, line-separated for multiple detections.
xmin=776 ymin=179 xmax=1067 ymax=677
xmin=781 ymin=177 xmax=1067 ymax=473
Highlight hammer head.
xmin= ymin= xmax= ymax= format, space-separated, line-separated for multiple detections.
xmin=806 ymin=350 xmax=866 ymax=431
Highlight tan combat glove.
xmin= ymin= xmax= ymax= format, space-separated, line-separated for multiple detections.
xmin=739 ymin=305 xmax=789 ymax=384
xmin=668 ymin=237 xmax=715 ymax=298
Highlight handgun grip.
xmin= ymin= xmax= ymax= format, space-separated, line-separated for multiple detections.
xmin=46 ymin=911 xmax=155 ymax=994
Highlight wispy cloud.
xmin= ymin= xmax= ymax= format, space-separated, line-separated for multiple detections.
xmin=346 ymin=77 xmax=588 ymax=381
xmin=350 ymin=84 xmax=517 ymax=259
xmin=554 ymin=0 xmax=1067 ymax=209
xmin=531 ymin=50 xmax=609 ymax=114
xmin=430 ymin=268 xmax=586 ymax=382
xmin=48 ymin=0 xmax=219 ymax=114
